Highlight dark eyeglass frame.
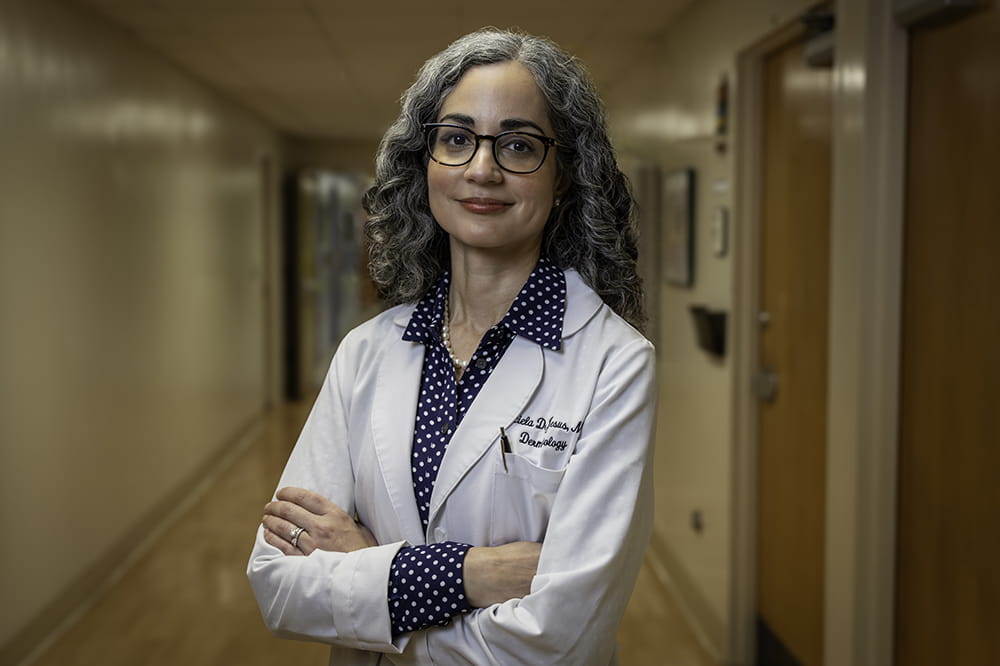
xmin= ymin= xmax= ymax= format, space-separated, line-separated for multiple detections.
xmin=421 ymin=122 xmax=558 ymax=174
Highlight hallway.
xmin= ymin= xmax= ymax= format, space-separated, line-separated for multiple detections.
xmin=8 ymin=1 xmax=998 ymax=663
xmin=24 ymin=403 xmax=718 ymax=666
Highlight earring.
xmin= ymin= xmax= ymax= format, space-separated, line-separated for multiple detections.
xmin=554 ymin=198 xmax=562 ymax=208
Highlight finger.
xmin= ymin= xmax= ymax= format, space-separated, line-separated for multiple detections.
xmin=264 ymin=499 xmax=315 ymax=528
xmin=261 ymin=515 xmax=301 ymax=545
xmin=294 ymin=530 xmax=314 ymax=556
xmin=276 ymin=487 xmax=339 ymax=516
xmin=262 ymin=526 xmax=302 ymax=556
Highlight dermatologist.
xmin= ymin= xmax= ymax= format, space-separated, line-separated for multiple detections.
xmin=247 ymin=28 xmax=656 ymax=665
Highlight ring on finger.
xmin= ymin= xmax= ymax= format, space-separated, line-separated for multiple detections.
xmin=290 ymin=526 xmax=305 ymax=548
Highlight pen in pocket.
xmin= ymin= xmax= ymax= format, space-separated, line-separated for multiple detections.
xmin=499 ymin=427 xmax=511 ymax=473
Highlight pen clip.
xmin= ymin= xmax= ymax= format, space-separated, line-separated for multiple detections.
xmin=499 ymin=427 xmax=510 ymax=473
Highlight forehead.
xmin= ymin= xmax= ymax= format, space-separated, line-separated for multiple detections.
xmin=438 ymin=61 xmax=552 ymax=131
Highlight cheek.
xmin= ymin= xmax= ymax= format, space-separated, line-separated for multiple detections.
xmin=537 ymin=164 xmax=560 ymax=201
xmin=426 ymin=169 xmax=450 ymax=226
xmin=426 ymin=165 xmax=451 ymax=202
xmin=426 ymin=167 xmax=438 ymax=197
xmin=524 ymin=175 xmax=558 ymax=211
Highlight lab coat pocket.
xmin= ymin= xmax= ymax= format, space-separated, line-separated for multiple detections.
xmin=490 ymin=453 xmax=566 ymax=545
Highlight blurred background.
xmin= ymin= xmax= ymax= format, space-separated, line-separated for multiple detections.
xmin=1 ymin=0 xmax=997 ymax=665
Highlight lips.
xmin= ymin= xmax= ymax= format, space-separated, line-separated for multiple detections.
xmin=457 ymin=197 xmax=512 ymax=214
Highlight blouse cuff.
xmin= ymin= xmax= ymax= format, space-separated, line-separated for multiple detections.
xmin=388 ymin=541 xmax=473 ymax=635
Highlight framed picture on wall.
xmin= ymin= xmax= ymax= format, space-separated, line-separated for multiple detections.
xmin=662 ymin=168 xmax=695 ymax=287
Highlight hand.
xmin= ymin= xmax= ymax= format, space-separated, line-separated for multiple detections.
xmin=463 ymin=541 xmax=542 ymax=608
xmin=261 ymin=487 xmax=376 ymax=556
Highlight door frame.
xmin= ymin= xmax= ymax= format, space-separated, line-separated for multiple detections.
xmin=731 ymin=3 xmax=908 ymax=664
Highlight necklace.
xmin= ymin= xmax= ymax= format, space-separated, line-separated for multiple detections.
xmin=441 ymin=298 xmax=469 ymax=370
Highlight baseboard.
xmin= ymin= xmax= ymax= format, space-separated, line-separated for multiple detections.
xmin=1 ymin=414 xmax=264 ymax=666
xmin=646 ymin=530 xmax=727 ymax=663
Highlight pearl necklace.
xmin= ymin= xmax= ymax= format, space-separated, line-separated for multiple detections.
xmin=441 ymin=298 xmax=469 ymax=370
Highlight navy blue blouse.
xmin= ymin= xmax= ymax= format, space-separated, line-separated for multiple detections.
xmin=387 ymin=256 xmax=566 ymax=635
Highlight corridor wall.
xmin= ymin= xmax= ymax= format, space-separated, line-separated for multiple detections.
xmin=0 ymin=1 xmax=282 ymax=661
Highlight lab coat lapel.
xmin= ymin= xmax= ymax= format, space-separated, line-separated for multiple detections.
xmin=370 ymin=327 xmax=427 ymax=545
xmin=427 ymin=335 xmax=543 ymax=527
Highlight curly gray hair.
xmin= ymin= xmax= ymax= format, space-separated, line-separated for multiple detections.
xmin=363 ymin=28 xmax=646 ymax=331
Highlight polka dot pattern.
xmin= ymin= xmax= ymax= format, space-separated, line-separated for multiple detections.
xmin=390 ymin=256 xmax=567 ymax=635
xmin=388 ymin=542 xmax=472 ymax=634
xmin=405 ymin=273 xmax=513 ymax=530
xmin=500 ymin=257 xmax=566 ymax=351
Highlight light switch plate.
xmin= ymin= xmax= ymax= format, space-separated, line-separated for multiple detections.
xmin=711 ymin=206 xmax=729 ymax=257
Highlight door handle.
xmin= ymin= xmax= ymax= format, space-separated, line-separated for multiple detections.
xmin=754 ymin=368 xmax=779 ymax=402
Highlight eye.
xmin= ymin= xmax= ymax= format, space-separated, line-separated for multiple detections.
xmin=440 ymin=129 xmax=473 ymax=147
xmin=498 ymin=134 xmax=539 ymax=154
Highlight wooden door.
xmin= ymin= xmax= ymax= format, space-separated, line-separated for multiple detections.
xmin=895 ymin=5 xmax=1000 ymax=665
xmin=756 ymin=36 xmax=832 ymax=666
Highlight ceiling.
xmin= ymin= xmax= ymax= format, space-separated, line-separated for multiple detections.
xmin=66 ymin=0 xmax=696 ymax=141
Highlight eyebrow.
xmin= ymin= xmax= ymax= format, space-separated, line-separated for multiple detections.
xmin=438 ymin=113 xmax=548 ymax=136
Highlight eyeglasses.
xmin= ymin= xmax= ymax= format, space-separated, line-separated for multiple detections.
xmin=422 ymin=123 xmax=557 ymax=174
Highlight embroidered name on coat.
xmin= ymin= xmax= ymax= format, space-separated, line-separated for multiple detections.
xmin=513 ymin=415 xmax=584 ymax=434
xmin=519 ymin=430 xmax=568 ymax=451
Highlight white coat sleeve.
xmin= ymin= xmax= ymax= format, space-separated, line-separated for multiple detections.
xmin=245 ymin=339 xmax=411 ymax=654
xmin=410 ymin=337 xmax=656 ymax=665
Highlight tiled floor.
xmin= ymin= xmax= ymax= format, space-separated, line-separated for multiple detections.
xmin=27 ymin=402 xmax=718 ymax=666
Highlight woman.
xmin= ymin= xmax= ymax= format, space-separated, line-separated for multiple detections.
xmin=248 ymin=28 xmax=655 ymax=665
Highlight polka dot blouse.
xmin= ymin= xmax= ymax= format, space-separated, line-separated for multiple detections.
xmin=389 ymin=256 xmax=567 ymax=635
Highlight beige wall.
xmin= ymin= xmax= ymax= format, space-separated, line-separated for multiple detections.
xmin=605 ymin=0 xmax=824 ymax=659
xmin=0 ymin=0 xmax=282 ymax=657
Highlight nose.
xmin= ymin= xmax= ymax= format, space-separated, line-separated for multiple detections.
xmin=463 ymin=139 xmax=503 ymax=183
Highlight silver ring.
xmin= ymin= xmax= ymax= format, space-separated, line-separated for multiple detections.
xmin=290 ymin=526 xmax=305 ymax=548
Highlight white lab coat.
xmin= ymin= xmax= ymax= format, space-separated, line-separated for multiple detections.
xmin=247 ymin=269 xmax=656 ymax=665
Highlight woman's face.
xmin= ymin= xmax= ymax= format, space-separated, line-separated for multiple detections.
xmin=427 ymin=61 xmax=560 ymax=260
